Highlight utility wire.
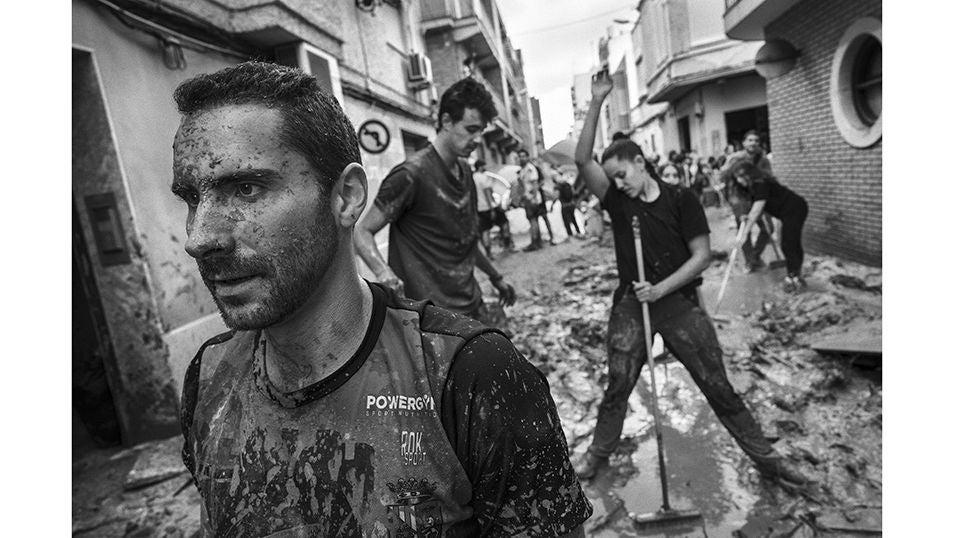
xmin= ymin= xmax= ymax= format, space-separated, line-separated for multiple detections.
xmin=511 ymin=5 xmax=636 ymax=37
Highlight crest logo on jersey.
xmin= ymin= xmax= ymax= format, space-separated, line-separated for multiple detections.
xmin=386 ymin=477 xmax=442 ymax=537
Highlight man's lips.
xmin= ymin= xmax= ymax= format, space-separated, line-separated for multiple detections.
xmin=209 ymin=273 xmax=258 ymax=283
xmin=208 ymin=274 xmax=262 ymax=294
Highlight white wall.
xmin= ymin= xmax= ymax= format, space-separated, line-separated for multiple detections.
xmin=671 ymin=74 xmax=767 ymax=159
xmin=688 ymin=0 xmax=728 ymax=46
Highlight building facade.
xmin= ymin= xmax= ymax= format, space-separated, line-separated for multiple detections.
xmin=72 ymin=0 xmax=533 ymax=445
xmin=631 ymin=0 xmax=767 ymax=162
xmin=419 ymin=0 xmax=537 ymax=164
xmin=724 ymin=0 xmax=882 ymax=265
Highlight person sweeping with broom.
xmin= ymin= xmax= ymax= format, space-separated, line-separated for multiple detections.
xmin=573 ymin=69 xmax=809 ymax=498
xmin=730 ymin=160 xmax=810 ymax=293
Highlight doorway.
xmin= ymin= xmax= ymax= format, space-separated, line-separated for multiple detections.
xmin=677 ymin=116 xmax=692 ymax=153
xmin=73 ymin=200 xmax=122 ymax=449
xmin=401 ymin=130 xmax=429 ymax=158
xmin=724 ymin=105 xmax=770 ymax=152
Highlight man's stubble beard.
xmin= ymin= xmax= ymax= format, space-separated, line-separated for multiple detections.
xmin=200 ymin=207 xmax=340 ymax=331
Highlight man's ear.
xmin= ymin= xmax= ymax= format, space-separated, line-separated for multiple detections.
xmin=439 ymin=112 xmax=453 ymax=132
xmin=332 ymin=163 xmax=368 ymax=228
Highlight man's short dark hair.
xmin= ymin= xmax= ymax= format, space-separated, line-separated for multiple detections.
xmin=601 ymin=140 xmax=659 ymax=180
xmin=174 ymin=61 xmax=360 ymax=195
xmin=517 ymin=148 xmax=529 ymax=157
xmin=744 ymin=129 xmax=759 ymax=140
xmin=437 ymin=77 xmax=497 ymax=131
xmin=611 ymin=131 xmax=629 ymax=141
xmin=474 ymin=159 xmax=486 ymax=169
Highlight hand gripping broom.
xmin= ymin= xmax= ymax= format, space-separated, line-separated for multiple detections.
xmin=630 ymin=216 xmax=706 ymax=531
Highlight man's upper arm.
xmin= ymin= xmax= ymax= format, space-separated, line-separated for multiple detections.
xmin=371 ymin=168 xmax=416 ymax=224
xmin=578 ymin=160 xmax=609 ymax=200
xmin=441 ymin=332 xmax=593 ymax=536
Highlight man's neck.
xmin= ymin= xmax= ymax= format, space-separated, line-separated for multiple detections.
xmin=261 ymin=247 xmax=374 ymax=393
xmin=432 ymin=135 xmax=459 ymax=172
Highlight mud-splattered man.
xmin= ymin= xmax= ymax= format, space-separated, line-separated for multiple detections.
xmin=354 ymin=78 xmax=516 ymax=332
xmin=172 ymin=62 xmax=591 ymax=537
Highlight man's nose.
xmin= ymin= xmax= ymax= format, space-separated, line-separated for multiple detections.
xmin=184 ymin=202 xmax=236 ymax=260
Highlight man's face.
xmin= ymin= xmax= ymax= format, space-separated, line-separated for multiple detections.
xmin=602 ymin=155 xmax=650 ymax=199
xmin=743 ymin=134 xmax=760 ymax=153
xmin=172 ymin=104 xmax=339 ymax=330
xmin=518 ymin=151 xmax=530 ymax=166
xmin=443 ymin=107 xmax=486 ymax=157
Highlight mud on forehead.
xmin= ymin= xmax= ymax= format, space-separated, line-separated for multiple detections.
xmin=173 ymin=104 xmax=307 ymax=184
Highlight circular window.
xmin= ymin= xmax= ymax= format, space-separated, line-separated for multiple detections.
xmin=830 ymin=17 xmax=882 ymax=148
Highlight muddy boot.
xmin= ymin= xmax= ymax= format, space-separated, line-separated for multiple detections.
xmin=782 ymin=275 xmax=807 ymax=293
xmin=575 ymin=452 xmax=608 ymax=480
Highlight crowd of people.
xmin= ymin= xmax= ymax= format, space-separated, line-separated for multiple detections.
xmin=479 ymin=126 xmax=809 ymax=292
xmin=169 ymin=61 xmax=812 ymax=536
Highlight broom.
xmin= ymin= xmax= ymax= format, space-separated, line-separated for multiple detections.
xmin=630 ymin=216 xmax=706 ymax=531
xmin=711 ymin=220 xmax=748 ymax=321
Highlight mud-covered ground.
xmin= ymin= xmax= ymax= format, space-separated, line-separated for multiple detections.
xmin=492 ymin=206 xmax=882 ymax=537
xmin=72 ymin=206 xmax=881 ymax=537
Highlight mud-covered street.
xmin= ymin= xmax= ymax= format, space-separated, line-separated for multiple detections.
xmin=72 ymin=205 xmax=881 ymax=537
xmin=494 ymin=205 xmax=882 ymax=537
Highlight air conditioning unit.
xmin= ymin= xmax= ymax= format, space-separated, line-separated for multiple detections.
xmin=275 ymin=41 xmax=344 ymax=105
xmin=407 ymin=53 xmax=432 ymax=84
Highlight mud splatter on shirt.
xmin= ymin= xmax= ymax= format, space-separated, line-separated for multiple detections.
xmin=181 ymin=283 xmax=591 ymax=536
xmin=374 ymin=144 xmax=482 ymax=314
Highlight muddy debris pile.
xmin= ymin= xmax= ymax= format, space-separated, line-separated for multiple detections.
xmin=727 ymin=261 xmax=882 ymax=535
xmin=504 ymin=244 xmax=882 ymax=536
xmin=73 ymin=438 xmax=201 ymax=538
xmin=509 ymin=259 xmax=620 ymax=453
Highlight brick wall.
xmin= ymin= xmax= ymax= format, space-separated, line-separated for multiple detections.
xmin=765 ymin=0 xmax=882 ymax=266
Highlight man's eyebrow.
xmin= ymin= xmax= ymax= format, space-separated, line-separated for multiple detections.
xmin=204 ymin=168 xmax=282 ymax=189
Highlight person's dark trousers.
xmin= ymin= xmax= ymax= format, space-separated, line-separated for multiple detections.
xmin=561 ymin=203 xmax=581 ymax=236
xmin=587 ymin=293 xmax=775 ymax=462
xmin=539 ymin=202 xmax=555 ymax=241
xmin=780 ymin=199 xmax=809 ymax=276
xmin=524 ymin=205 xmax=542 ymax=246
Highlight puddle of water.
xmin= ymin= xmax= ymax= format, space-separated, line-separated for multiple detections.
xmin=583 ymin=362 xmax=780 ymax=537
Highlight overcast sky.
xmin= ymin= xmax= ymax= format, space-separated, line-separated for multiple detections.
xmin=497 ymin=0 xmax=637 ymax=148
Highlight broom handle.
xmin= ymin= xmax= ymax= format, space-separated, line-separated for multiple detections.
xmin=632 ymin=217 xmax=671 ymax=511
xmin=713 ymin=219 xmax=749 ymax=315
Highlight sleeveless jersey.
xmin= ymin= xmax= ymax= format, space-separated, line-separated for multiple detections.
xmin=181 ymin=283 xmax=503 ymax=537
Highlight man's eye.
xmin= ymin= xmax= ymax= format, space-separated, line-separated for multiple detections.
xmin=237 ymin=183 xmax=263 ymax=197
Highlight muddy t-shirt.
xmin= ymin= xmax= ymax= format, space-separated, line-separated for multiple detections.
xmin=374 ymin=144 xmax=482 ymax=315
xmin=601 ymin=179 xmax=710 ymax=311
xmin=180 ymin=282 xmax=592 ymax=537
